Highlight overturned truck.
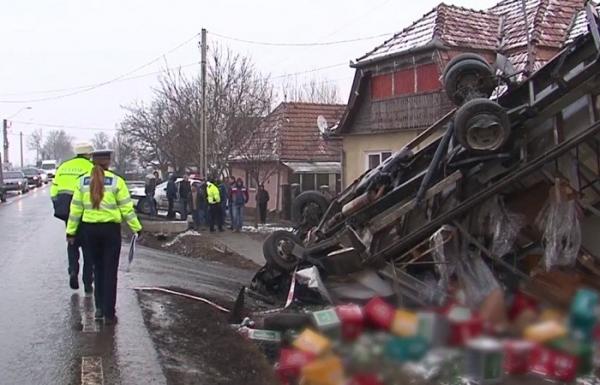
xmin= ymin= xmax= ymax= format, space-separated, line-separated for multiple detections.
xmin=253 ymin=4 xmax=600 ymax=307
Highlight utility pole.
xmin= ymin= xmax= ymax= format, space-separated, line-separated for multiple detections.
xmin=2 ymin=119 xmax=8 ymax=165
xmin=19 ymin=132 xmax=23 ymax=168
xmin=200 ymin=28 xmax=207 ymax=178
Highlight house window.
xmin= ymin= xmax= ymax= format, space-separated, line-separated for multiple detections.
xmin=416 ymin=63 xmax=441 ymax=93
xmin=316 ymin=173 xmax=329 ymax=189
xmin=371 ymin=73 xmax=393 ymax=100
xmin=301 ymin=173 xmax=316 ymax=191
xmin=394 ymin=68 xmax=415 ymax=96
xmin=366 ymin=151 xmax=392 ymax=170
xmin=245 ymin=170 xmax=258 ymax=189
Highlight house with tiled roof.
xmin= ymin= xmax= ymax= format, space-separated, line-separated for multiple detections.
xmin=230 ymin=102 xmax=345 ymax=216
xmin=338 ymin=0 xmax=587 ymax=186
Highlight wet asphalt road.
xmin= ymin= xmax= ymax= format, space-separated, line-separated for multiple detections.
xmin=0 ymin=186 xmax=253 ymax=385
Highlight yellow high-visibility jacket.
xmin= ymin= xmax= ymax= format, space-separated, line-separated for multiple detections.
xmin=66 ymin=169 xmax=142 ymax=235
xmin=206 ymin=182 xmax=221 ymax=204
xmin=50 ymin=156 xmax=93 ymax=221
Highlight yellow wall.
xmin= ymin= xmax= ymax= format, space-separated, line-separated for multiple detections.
xmin=342 ymin=130 xmax=441 ymax=187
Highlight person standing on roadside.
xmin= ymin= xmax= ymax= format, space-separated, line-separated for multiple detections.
xmin=66 ymin=150 xmax=142 ymax=324
xmin=229 ymin=177 xmax=249 ymax=232
xmin=218 ymin=179 xmax=229 ymax=228
xmin=256 ymin=183 xmax=270 ymax=224
xmin=228 ymin=176 xmax=236 ymax=229
xmin=179 ymin=174 xmax=191 ymax=222
xmin=166 ymin=175 xmax=177 ymax=219
xmin=145 ymin=173 xmax=158 ymax=216
xmin=51 ymin=142 xmax=95 ymax=293
xmin=206 ymin=177 xmax=223 ymax=232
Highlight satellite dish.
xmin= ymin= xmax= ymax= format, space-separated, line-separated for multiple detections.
xmin=317 ymin=115 xmax=329 ymax=136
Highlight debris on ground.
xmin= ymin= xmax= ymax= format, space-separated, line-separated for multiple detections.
xmin=138 ymin=231 xmax=260 ymax=270
xmin=137 ymin=290 xmax=278 ymax=385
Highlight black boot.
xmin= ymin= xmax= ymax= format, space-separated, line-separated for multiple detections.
xmin=69 ymin=274 xmax=79 ymax=290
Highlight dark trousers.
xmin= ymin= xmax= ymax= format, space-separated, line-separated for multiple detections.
xmin=180 ymin=198 xmax=188 ymax=221
xmin=258 ymin=203 xmax=268 ymax=224
xmin=208 ymin=204 xmax=223 ymax=231
xmin=82 ymin=223 xmax=122 ymax=318
xmin=167 ymin=198 xmax=175 ymax=218
xmin=64 ymin=221 xmax=93 ymax=285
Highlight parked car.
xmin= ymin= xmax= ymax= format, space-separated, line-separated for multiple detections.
xmin=3 ymin=171 xmax=29 ymax=194
xmin=130 ymin=178 xmax=202 ymax=216
xmin=37 ymin=169 xmax=49 ymax=184
xmin=21 ymin=168 xmax=43 ymax=188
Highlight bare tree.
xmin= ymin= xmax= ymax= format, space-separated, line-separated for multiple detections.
xmin=91 ymin=132 xmax=111 ymax=150
xmin=27 ymin=128 xmax=44 ymax=165
xmin=42 ymin=130 xmax=73 ymax=161
xmin=280 ymin=77 xmax=341 ymax=104
xmin=119 ymin=47 xmax=273 ymax=176
xmin=111 ymin=131 xmax=137 ymax=175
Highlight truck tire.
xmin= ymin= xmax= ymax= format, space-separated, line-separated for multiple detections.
xmin=0 ymin=193 xmax=6 ymax=203
xmin=444 ymin=55 xmax=496 ymax=106
xmin=454 ymin=98 xmax=511 ymax=152
xmin=291 ymin=191 xmax=330 ymax=226
xmin=263 ymin=230 xmax=302 ymax=272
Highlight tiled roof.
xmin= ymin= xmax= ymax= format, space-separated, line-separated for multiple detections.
xmin=356 ymin=0 xmax=585 ymax=65
xmin=566 ymin=2 xmax=599 ymax=44
xmin=357 ymin=4 xmax=500 ymax=64
xmin=247 ymin=103 xmax=345 ymax=163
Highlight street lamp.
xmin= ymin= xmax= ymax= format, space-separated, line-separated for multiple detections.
xmin=7 ymin=106 xmax=32 ymax=120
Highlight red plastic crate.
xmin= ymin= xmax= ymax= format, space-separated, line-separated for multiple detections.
xmin=363 ymin=297 xmax=395 ymax=330
xmin=529 ymin=345 xmax=579 ymax=382
xmin=348 ymin=373 xmax=385 ymax=385
xmin=275 ymin=348 xmax=316 ymax=384
xmin=504 ymin=340 xmax=535 ymax=375
xmin=336 ymin=304 xmax=365 ymax=341
xmin=448 ymin=316 xmax=483 ymax=346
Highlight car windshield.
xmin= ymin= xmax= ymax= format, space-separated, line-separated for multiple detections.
xmin=41 ymin=164 xmax=55 ymax=170
xmin=22 ymin=169 xmax=37 ymax=176
xmin=5 ymin=172 xmax=23 ymax=179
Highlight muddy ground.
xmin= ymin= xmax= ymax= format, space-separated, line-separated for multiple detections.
xmin=137 ymin=290 xmax=278 ymax=385
xmin=138 ymin=232 xmax=260 ymax=270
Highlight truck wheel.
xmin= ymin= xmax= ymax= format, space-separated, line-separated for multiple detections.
xmin=454 ymin=98 xmax=511 ymax=152
xmin=0 ymin=193 xmax=5 ymax=203
xmin=291 ymin=191 xmax=330 ymax=226
xmin=263 ymin=230 xmax=302 ymax=273
xmin=444 ymin=54 xmax=496 ymax=106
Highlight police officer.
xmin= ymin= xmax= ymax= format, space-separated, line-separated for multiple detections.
xmin=51 ymin=142 xmax=94 ymax=292
xmin=66 ymin=150 xmax=142 ymax=324
xmin=206 ymin=177 xmax=223 ymax=232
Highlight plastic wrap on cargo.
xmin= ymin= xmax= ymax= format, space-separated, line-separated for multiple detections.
xmin=478 ymin=196 xmax=524 ymax=258
xmin=456 ymin=246 xmax=500 ymax=308
xmin=539 ymin=200 xmax=581 ymax=271
xmin=430 ymin=225 xmax=458 ymax=293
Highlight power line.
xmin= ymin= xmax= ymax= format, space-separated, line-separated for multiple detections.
xmin=0 ymin=33 xmax=199 ymax=103
xmin=271 ymin=62 xmax=348 ymax=79
xmin=11 ymin=120 xmax=116 ymax=132
xmin=210 ymin=31 xmax=392 ymax=47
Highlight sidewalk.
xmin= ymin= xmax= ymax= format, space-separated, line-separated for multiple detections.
xmin=209 ymin=230 xmax=266 ymax=266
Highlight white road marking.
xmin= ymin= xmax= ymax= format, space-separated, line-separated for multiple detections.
xmin=81 ymin=356 xmax=103 ymax=385
xmin=82 ymin=314 xmax=98 ymax=333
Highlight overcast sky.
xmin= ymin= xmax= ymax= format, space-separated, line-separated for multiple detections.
xmin=1 ymin=0 xmax=498 ymax=165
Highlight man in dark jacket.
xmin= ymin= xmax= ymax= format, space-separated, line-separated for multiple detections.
xmin=145 ymin=173 xmax=158 ymax=216
xmin=256 ymin=183 xmax=270 ymax=224
xmin=166 ymin=175 xmax=177 ymax=219
xmin=229 ymin=177 xmax=249 ymax=232
xmin=179 ymin=174 xmax=191 ymax=222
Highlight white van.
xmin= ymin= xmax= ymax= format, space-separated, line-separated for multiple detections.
xmin=41 ymin=160 xmax=58 ymax=179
